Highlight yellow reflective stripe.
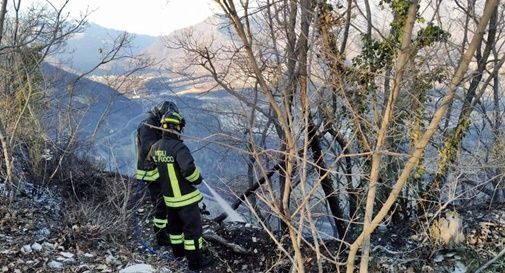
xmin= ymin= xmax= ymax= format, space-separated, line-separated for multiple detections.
xmin=170 ymin=234 xmax=184 ymax=244
xmin=170 ymin=234 xmax=184 ymax=240
xmin=136 ymin=169 xmax=158 ymax=177
xmin=153 ymin=218 xmax=167 ymax=224
xmin=136 ymin=169 xmax=159 ymax=181
xmin=135 ymin=170 xmax=147 ymax=180
xmin=163 ymin=118 xmax=181 ymax=124
xmin=185 ymin=167 xmax=200 ymax=182
xmin=172 ymin=112 xmax=182 ymax=119
xmin=153 ymin=218 xmax=168 ymax=228
xmin=184 ymin=237 xmax=203 ymax=250
xmin=138 ymin=174 xmax=159 ymax=181
xmin=167 ymin=163 xmax=181 ymax=197
xmin=164 ymin=190 xmax=202 ymax=208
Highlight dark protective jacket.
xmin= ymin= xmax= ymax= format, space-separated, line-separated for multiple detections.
xmin=145 ymin=133 xmax=203 ymax=208
xmin=136 ymin=115 xmax=161 ymax=182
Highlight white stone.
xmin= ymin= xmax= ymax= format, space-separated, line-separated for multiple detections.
xmin=430 ymin=211 xmax=464 ymax=246
xmin=78 ymin=264 xmax=90 ymax=271
xmin=106 ymin=254 xmax=121 ymax=265
xmin=95 ymin=264 xmax=108 ymax=271
xmin=60 ymin=252 xmax=74 ymax=258
xmin=252 ymin=237 xmax=257 ymax=243
xmin=31 ymin=243 xmax=42 ymax=252
xmin=434 ymin=254 xmax=444 ymax=263
xmin=119 ymin=264 xmax=155 ymax=273
xmin=63 ymin=258 xmax=76 ymax=264
xmin=452 ymin=261 xmax=467 ymax=273
xmin=21 ymin=245 xmax=32 ymax=254
xmin=159 ymin=267 xmax=172 ymax=273
xmin=48 ymin=261 xmax=63 ymax=270
xmin=106 ymin=254 xmax=115 ymax=263
xmin=42 ymin=242 xmax=55 ymax=250
xmin=83 ymin=253 xmax=94 ymax=258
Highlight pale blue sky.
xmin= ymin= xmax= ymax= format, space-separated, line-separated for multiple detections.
xmin=24 ymin=0 xmax=218 ymax=36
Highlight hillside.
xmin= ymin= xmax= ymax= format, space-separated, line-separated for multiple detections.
xmin=141 ymin=14 xmax=235 ymax=73
xmin=40 ymin=62 xmax=249 ymax=191
xmin=53 ymin=23 xmax=157 ymax=75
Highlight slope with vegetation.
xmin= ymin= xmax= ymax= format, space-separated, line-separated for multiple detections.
xmin=2 ymin=0 xmax=505 ymax=273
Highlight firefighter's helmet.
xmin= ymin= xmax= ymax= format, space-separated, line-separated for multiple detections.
xmin=151 ymin=101 xmax=179 ymax=119
xmin=160 ymin=111 xmax=186 ymax=131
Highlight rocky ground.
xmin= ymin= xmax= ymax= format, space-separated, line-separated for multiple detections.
xmin=367 ymin=205 xmax=505 ymax=273
xmin=2 ymin=181 xmax=505 ymax=273
xmin=0 ymin=181 xmax=282 ymax=273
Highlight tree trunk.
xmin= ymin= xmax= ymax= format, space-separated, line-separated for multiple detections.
xmin=308 ymin=121 xmax=347 ymax=239
xmin=0 ymin=0 xmax=7 ymax=44
xmin=359 ymin=2 xmax=418 ymax=272
xmin=0 ymin=119 xmax=13 ymax=194
xmin=363 ymin=0 xmax=372 ymax=37
xmin=0 ymin=0 xmax=14 ymax=201
xmin=340 ymin=0 xmax=353 ymax=54
xmin=427 ymin=6 xmax=499 ymax=209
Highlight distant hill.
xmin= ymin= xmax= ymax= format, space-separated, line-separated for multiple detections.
xmin=50 ymin=15 xmax=238 ymax=78
xmin=54 ymin=23 xmax=157 ymax=75
xmin=141 ymin=14 xmax=234 ymax=71
xmin=40 ymin=62 xmax=248 ymax=183
xmin=41 ymin=62 xmax=143 ymax=147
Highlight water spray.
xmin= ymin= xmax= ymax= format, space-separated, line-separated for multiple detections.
xmin=202 ymin=180 xmax=245 ymax=223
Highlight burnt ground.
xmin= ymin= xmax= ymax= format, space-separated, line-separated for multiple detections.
xmin=2 ymin=184 xmax=505 ymax=273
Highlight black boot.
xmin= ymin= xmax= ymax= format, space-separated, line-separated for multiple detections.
xmin=154 ymin=226 xmax=170 ymax=247
xmin=186 ymin=249 xmax=213 ymax=272
xmin=171 ymin=244 xmax=185 ymax=258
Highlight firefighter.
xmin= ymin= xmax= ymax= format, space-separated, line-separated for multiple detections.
xmin=145 ymin=110 xmax=212 ymax=272
xmin=136 ymin=101 xmax=179 ymax=248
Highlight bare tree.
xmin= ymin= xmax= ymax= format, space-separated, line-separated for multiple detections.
xmin=173 ymin=0 xmax=503 ymax=272
xmin=346 ymin=0 xmax=499 ymax=271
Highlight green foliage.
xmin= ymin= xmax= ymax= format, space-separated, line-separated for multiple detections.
xmin=316 ymin=1 xmax=340 ymax=56
xmin=352 ymin=35 xmax=396 ymax=72
xmin=411 ymin=66 xmax=446 ymax=104
xmin=318 ymin=1 xmax=334 ymax=13
xmin=353 ymin=1 xmax=450 ymax=74
xmin=379 ymin=0 xmax=410 ymax=16
xmin=380 ymin=0 xmax=412 ymax=39
xmin=416 ymin=23 xmax=451 ymax=48
xmin=437 ymin=117 xmax=472 ymax=175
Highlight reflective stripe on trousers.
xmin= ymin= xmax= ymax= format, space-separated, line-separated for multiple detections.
xmin=153 ymin=217 xmax=167 ymax=229
xmin=184 ymin=237 xmax=203 ymax=251
xmin=169 ymin=233 xmax=184 ymax=245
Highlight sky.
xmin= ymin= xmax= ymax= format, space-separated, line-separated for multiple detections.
xmin=23 ymin=0 xmax=218 ymax=36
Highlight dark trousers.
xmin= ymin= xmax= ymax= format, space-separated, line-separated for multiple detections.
xmin=147 ymin=181 xmax=169 ymax=246
xmin=166 ymin=203 xmax=205 ymax=268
